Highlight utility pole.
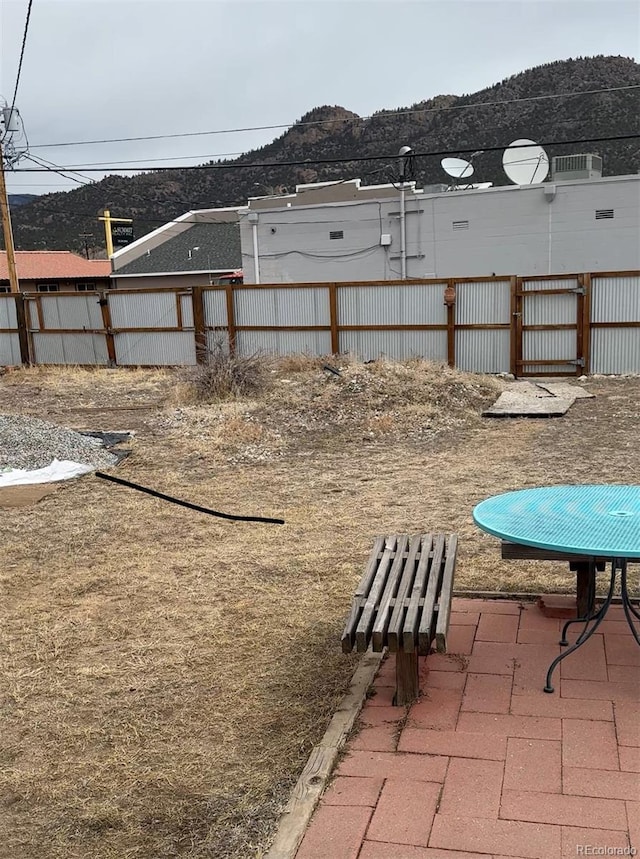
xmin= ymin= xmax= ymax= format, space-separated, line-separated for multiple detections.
xmin=98 ymin=209 xmax=133 ymax=258
xmin=0 ymin=140 xmax=20 ymax=292
xmin=79 ymin=232 xmax=94 ymax=259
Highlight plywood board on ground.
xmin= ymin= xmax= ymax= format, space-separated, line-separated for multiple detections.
xmin=483 ymin=392 xmax=573 ymax=417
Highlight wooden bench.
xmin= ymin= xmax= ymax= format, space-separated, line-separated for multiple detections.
xmin=501 ymin=542 xmax=605 ymax=616
xmin=341 ymin=533 xmax=458 ymax=705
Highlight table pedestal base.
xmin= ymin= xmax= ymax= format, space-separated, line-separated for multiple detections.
xmin=544 ymin=558 xmax=639 ymax=693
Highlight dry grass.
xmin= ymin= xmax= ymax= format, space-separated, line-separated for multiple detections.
xmin=1 ymin=361 xmax=639 ymax=858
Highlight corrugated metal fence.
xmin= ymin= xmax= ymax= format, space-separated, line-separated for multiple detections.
xmin=1 ymin=271 xmax=639 ymax=375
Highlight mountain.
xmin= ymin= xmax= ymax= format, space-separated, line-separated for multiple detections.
xmin=5 ymin=55 xmax=640 ymax=256
xmin=8 ymin=194 xmax=39 ymax=207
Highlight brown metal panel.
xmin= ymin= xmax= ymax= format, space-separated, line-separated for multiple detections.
xmin=329 ymin=283 xmax=339 ymax=354
xmin=226 ymin=285 xmax=237 ymax=355
xmin=14 ymin=294 xmax=31 ymax=365
xmin=192 ymin=286 xmax=207 ymax=364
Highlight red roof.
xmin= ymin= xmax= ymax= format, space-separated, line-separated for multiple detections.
xmin=0 ymin=251 xmax=111 ymax=282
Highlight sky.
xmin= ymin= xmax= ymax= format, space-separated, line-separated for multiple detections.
xmin=1 ymin=0 xmax=639 ymax=197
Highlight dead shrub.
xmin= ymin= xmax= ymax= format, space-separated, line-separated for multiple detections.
xmin=184 ymin=341 xmax=273 ymax=403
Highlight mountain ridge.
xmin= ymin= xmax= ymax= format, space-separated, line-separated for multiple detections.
xmin=6 ymin=55 xmax=640 ymax=256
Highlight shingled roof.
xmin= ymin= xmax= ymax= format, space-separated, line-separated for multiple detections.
xmin=0 ymin=252 xmax=111 ymax=282
xmin=114 ymin=222 xmax=241 ymax=276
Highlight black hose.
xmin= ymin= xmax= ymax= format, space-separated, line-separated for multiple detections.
xmin=95 ymin=472 xmax=285 ymax=524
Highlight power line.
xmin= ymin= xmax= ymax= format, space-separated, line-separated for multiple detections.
xmin=24 ymin=154 xmax=94 ymax=186
xmin=4 ymin=0 xmax=34 ymax=140
xmin=11 ymin=132 xmax=640 ymax=174
xmin=26 ymin=84 xmax=640 ymax=150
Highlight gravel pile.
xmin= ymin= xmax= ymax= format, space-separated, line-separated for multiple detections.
xmin=0 ymin=414 xmax=119 ymax=471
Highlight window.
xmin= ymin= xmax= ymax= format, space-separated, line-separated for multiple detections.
xmin=36 ymin=283 xmax=59 ymax=292
xmin=595 ymin=209 xmax=614 ymax=220
xmin=76 ymin=282 xmax=96 ymax=292
xmin=329 ymin=230 xmax=344 ymax=240
xmin=0 ymin=286 xmax=9 ymax=293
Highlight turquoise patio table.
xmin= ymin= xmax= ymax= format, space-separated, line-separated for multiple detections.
xmin=473 ymin=485 xmax=640 ymax=692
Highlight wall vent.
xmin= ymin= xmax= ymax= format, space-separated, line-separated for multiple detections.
xmin=595 ymin=209 xmax=614 ymax=220
xmin=329 ymin=230 xmax=344 ymax=240
xmin=452 ymin=220 xmax=469 ymax=231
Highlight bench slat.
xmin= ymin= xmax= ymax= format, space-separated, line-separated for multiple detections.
xmin=372 ymin=534 xmax=413 ymax=651
xmin=355 ymin=536 xmax=397 ymax=652
xmin=402 ymin=534 xmax=437 ymax=653
xmin=341 ymin=536 xmax=386 ymax=653
xmin=435 ymin=534 xmax=458 ymax=652
xmin=387 ymin=534 xmax=425 ymax=652
xmin=418 ymin=533 xmax=447 ymax=654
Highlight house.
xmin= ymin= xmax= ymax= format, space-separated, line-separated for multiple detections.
xmin=109 ymin=208 xmax=244 ymax=289
xmin=0 ymin=251 xmax=111 ymax=292
xmin=238 ymin=169 xmax=640 ymax=283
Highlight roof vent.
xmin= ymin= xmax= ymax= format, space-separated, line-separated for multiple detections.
xmin=595 ymin=209 xmax=614 ymax=220
xmin=551 ymin=153 xmax=602 ymax=181
xmin=329 ymin=230 xmax=344 ymax=240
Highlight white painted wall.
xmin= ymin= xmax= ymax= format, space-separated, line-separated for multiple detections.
xmin=239 ymin=175 xmax=640 ymax=282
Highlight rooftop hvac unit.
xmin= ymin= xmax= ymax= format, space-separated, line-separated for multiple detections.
xmin=551 ymin=153 xmax=603 ymax=181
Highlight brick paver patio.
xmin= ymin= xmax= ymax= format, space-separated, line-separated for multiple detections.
xmin=295 ymin=598 xmax=640 ymax=859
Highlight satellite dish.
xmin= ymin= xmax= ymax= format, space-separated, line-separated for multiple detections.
xmin=502 ymin=138 xmax=550 ymax=185
xmin=441 ymin=157 xmax=474 ymax=179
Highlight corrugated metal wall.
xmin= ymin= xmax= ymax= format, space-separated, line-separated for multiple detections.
xmin=235 ymin=330 xmax=332 ymax=356
xmin=0 ymin=295 xmax=21 ymax=365
xmin=338 ymin=283 xmax=445 ymax=325
xmin=234 ymin=286 xmax=330 ymax=326
xmin=455 ymin=280 xmax=511 ymax=373
xmin=32 ymin=333 xmax=109 ymax=365
xmin=590 ymin=274 xmax=640 ymax=374
xmin=203 ymin=289 xmax=227 ymax=327
xmin=340 ymin=329 xmax=447 ymax=362
xmin=114 ymin=332 xmax=196 ymax=366
xmin=109 ymin=291 xmax=196 ymax=366
xmin=40 ymin=294 xmax=104 ymax=330
xmin=27 ymin=293 xmax=109 ymax=366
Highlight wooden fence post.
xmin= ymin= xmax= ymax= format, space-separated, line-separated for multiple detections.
xmin=582 ymin=272 xmax=592 ymax=375
xmin=225 ymin=284 xmax=237 ymax=355
xmin=99 ymin=291 xmax=117 ymax=367
xmin=329 ymin=283 xmax=339 ymax=355
xmin=191 ymin=286 xmax=207 ymax=364
xmin=14 ymin=293 xmax=31 ymax=365
xmin=445 ymin=280 xmax=456 ymax=367
xmin=509 ymin=276 xmax=518 ymax=377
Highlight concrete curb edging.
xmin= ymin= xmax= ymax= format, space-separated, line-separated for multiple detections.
xmin=264 ymin=651 xmax=383 ymax=859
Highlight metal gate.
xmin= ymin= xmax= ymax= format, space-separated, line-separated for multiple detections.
xmin=514 ymin=275 xmax=586 ymax=377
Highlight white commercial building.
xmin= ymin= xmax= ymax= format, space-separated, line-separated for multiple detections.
xmin=239 ymin=172 xmax=640 ymax=283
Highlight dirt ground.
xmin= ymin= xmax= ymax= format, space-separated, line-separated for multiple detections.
xmin=1 ymin=362 xmax=639 ymax=859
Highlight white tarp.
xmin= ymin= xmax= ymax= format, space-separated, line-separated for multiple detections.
xmin=0 ymin=459 xmax=94 ymax=487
